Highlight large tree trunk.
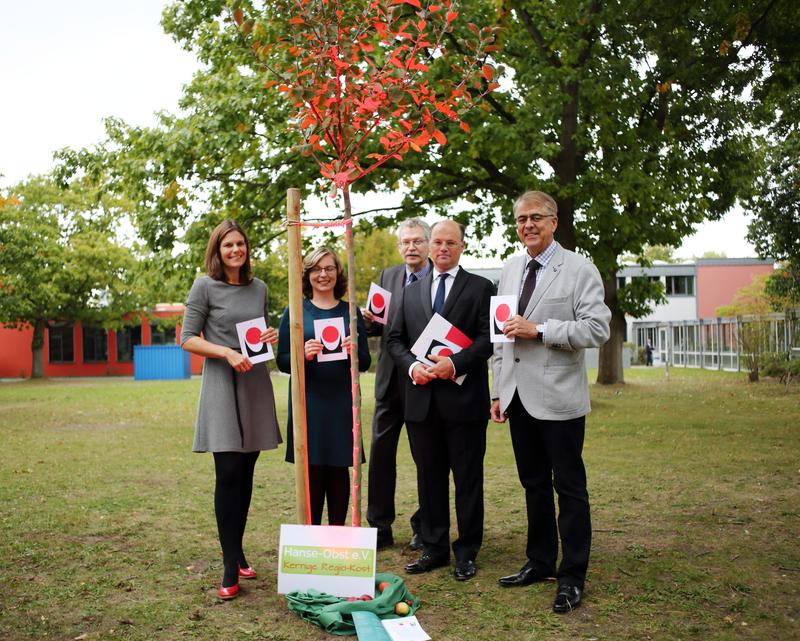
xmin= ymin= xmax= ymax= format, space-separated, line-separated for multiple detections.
xmin=597 ymin=276 xmax=625 ymax=385
xmin=31 ymin=319 xmax=46 ymax=379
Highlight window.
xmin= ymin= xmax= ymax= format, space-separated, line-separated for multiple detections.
xmin=82 ymin=325 xmax=108 ymax=363
xmin=116 ymin=325 xmax=142 ymax=362
xmin=617 ymin=277 xmax=626 ymax=291
xmin=48 ymin=323 xmax=74 ymax=363
xmin=149 ymin=323 xmax=175 ymax=345
xmin=665 ymin=275 xmax=694 ymax=296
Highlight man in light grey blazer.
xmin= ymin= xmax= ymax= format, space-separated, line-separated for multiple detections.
xmin=490 ymin=190 xmax=611 ymax=613
xmin=363 ymin=219 xmax=432 ymax=550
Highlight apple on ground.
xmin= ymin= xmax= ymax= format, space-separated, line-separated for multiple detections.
xmin=394 ymin=602 xmax=410 ymax=616
xmin=377 ymin=581 xmax=391 ymax=592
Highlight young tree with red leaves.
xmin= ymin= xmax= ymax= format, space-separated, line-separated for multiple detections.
xmin=231 ymin=0 xmax=497 ymax=524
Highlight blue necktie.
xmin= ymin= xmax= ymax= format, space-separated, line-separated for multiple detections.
xmin=433 ymin=273 xmax=448 ymax=314
xmin=406 ymin=272 xmax=417 ymax=286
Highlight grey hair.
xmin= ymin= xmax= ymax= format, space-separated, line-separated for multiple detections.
xmin=513 ymin=191 xmax=558 ymax=218
xmin=397 ymin=218 xmax=432 ymax=241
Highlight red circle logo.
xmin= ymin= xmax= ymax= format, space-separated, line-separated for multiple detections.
xmin=245 ymin=327 xmax=262 ymax=344
xmin=322 ymin=326 xmax=340 ymax=343
xmin=495 ymin=304 xmax=511 ymax=322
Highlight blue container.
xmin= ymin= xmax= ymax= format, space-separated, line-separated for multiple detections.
xmin=134 ymin=345 xmax=191 ymax=380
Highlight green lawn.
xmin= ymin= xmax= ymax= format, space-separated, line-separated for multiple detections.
xmin=0 ymin=368 xmax=798 ymax=641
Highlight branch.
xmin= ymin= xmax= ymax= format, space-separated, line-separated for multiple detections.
xmin=509 ymin=2 xmax=561 ymax=68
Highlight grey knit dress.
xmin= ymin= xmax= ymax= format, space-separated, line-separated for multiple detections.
xmin=180 ymin=276 xmax=282 ymax=453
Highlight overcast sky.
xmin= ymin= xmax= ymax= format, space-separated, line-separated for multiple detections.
xmin=0 ymin=1 xmax=758 ymax=263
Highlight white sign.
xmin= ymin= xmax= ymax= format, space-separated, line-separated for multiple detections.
xmin=490 ymin=295 xmax=517 ymax=343
xmin=367 ymin=283 xmax=392 ymax=325
xmin=410 ymin=313 xmax=472 ymax=385
xmin=313 ymin=317 xmax=348 ymax=362
xmin=382 ymin=616 xmax=430 ymax=641
xmin=277 ymin=524 xmax=377 ymax=597
xmin=235 ymin=317 xmax=274 ymax=363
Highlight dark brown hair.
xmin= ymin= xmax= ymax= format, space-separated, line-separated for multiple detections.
xmin=302 ymin=246 xmax=347 ymax=300
xmin=204 ymin=219 xmax=253 ymax=284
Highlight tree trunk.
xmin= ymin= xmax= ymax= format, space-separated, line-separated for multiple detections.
xmin=342 ymin=185 xmax=364 ymax=527
xmin=31 ymin=319 xmax=46 ymax=379
xmin=597 ymin=275 xmax=625 ymax=385
xmin=552 ymin=79 xmax=579 ymax=252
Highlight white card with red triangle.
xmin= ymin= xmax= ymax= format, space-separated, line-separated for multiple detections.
xmin=490 ymin=295 xmax=517 ymax=343
xmin=235 ymin=317 xmax=274 ymax=363
xmin=313 ymin=317 xmax=348 ymax=362
xmin=366 ymin=282 xmax=392 ymax=325
xmin=410 ymin=313 xmax=472 ymax=385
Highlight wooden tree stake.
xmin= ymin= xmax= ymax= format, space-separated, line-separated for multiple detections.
xmin=287 ymin=187 xmax=311 ymax=525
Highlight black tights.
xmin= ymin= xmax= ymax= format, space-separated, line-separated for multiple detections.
xmin=214 ymin=451 xmax=259 ymax=587
xmin=308 ymin=464 xmax=350 ymax=526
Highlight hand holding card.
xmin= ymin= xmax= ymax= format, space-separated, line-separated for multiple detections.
xmin=235 ymin=317 xmax=275 ymax=364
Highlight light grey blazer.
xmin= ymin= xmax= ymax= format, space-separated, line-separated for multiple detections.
xmin=491 ymin=242 xmax=611 ymax=421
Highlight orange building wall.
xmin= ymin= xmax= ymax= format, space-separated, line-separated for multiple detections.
xmin=696 ymin=264 xmax=774 ymax=319
xmin=0 ymin=311 xmax=204 ymax=379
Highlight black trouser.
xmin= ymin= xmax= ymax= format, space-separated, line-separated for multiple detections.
xmin=407 ymin=405 xmax=486 ymax=562
xmin=366 ymin=377 xmax=421 ymax=540
xmin=308 ymin=464 xmax=350 ymax=525
xmin=213 ymin=451 xmax=259 ymax=584
xmin=507 ymin=393 xmax=591 ymax=589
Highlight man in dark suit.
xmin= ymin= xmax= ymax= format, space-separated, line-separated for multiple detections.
xmin=363 ymin=218 xmax=432 ymax=550
xmin=491 ymin=190 xmax=611 ymax=613
xmin=387 ymin=220 xmax=494 ymax=581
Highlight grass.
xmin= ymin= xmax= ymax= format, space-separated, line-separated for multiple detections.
xmin=0 ymin=367 xmax=798 ymax=641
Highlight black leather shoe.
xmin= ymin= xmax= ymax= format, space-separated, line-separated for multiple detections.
xmin=454 ymin=559 xmax=477 ymax=581
xmin=553 ymin=584 xmax=582 ymax=613
xmin=408 ymin=533 xmax=423 ymax=550
xmin=498 ymin=565 xmax=556 ymax=587
xmin=404 ymin=553 xmax=449 ymax=574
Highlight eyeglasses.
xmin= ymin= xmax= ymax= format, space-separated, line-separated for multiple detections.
xmin=399 ymin=238 xmax=428 ymax=248
xmin=516 ymin=213 xmax=555 ymax=225
xmin=309 ymin=265 xmax=337 ymax=275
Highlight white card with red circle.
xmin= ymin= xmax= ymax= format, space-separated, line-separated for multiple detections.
xmin=313 ymin=317 xmax=348 ymax=362
xmin=366 ymin=283 xmax=392 ymax=325
xmin=235 ymin=317 xmax=274 ymax=363
xmin=490 ymin=295 xmax=517 ymax=343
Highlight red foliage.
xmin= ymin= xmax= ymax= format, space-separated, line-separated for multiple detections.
xmin=232 ymin=0 xmax=498 ymax=192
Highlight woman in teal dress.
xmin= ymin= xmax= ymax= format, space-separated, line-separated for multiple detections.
xmin=277 ymin=246 xmax=370 ymax=525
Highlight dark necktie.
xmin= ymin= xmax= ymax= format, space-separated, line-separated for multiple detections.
xmin=518 ymin=261 xmax=540 ymax=313
xmin=433 ymin=273 xmax=449 ymax=314
xmin=406 ymin=272 xmax=417 ymax=286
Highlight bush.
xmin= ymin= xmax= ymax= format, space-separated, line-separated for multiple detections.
xmin=761 ymin=352 xmax=788 ymax=379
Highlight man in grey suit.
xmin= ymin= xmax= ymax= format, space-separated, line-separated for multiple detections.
xmin=490 ymin=190 xmax=611 ymax=613
xmin=363 ymin=219 xmax=432 ymax=550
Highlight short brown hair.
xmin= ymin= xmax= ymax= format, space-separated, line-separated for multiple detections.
xmin=204 ymin=219 xmax=253 ymax=284
xmin=302 ymin=246 xmax=347 ymax=299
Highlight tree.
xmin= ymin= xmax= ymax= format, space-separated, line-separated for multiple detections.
xmin=385 ymin=0 xmax=798 ymax=384
xmin=0 ymin=177 xmax=142 ymax=378
xmin=716 ymin=274 xmax=773 ymax=382
xmin=56 ymin=0 xmax=799 ymax=386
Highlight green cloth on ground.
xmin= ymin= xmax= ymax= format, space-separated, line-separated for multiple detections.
xmin=285 ymin=572 xmax=421 ymax=636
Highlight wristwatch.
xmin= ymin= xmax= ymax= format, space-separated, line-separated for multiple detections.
xmin=536 ymin=324 xmax=545 ymax=342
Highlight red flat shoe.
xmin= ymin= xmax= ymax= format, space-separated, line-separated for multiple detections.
xmin=218 ymin=583 xmax=239 ymax=600
xmin=238 ymin=566 xmax=257 ymax=580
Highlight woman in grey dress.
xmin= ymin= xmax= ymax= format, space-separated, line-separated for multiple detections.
xmin=181 ymin=220 xmax=281 ymax=601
